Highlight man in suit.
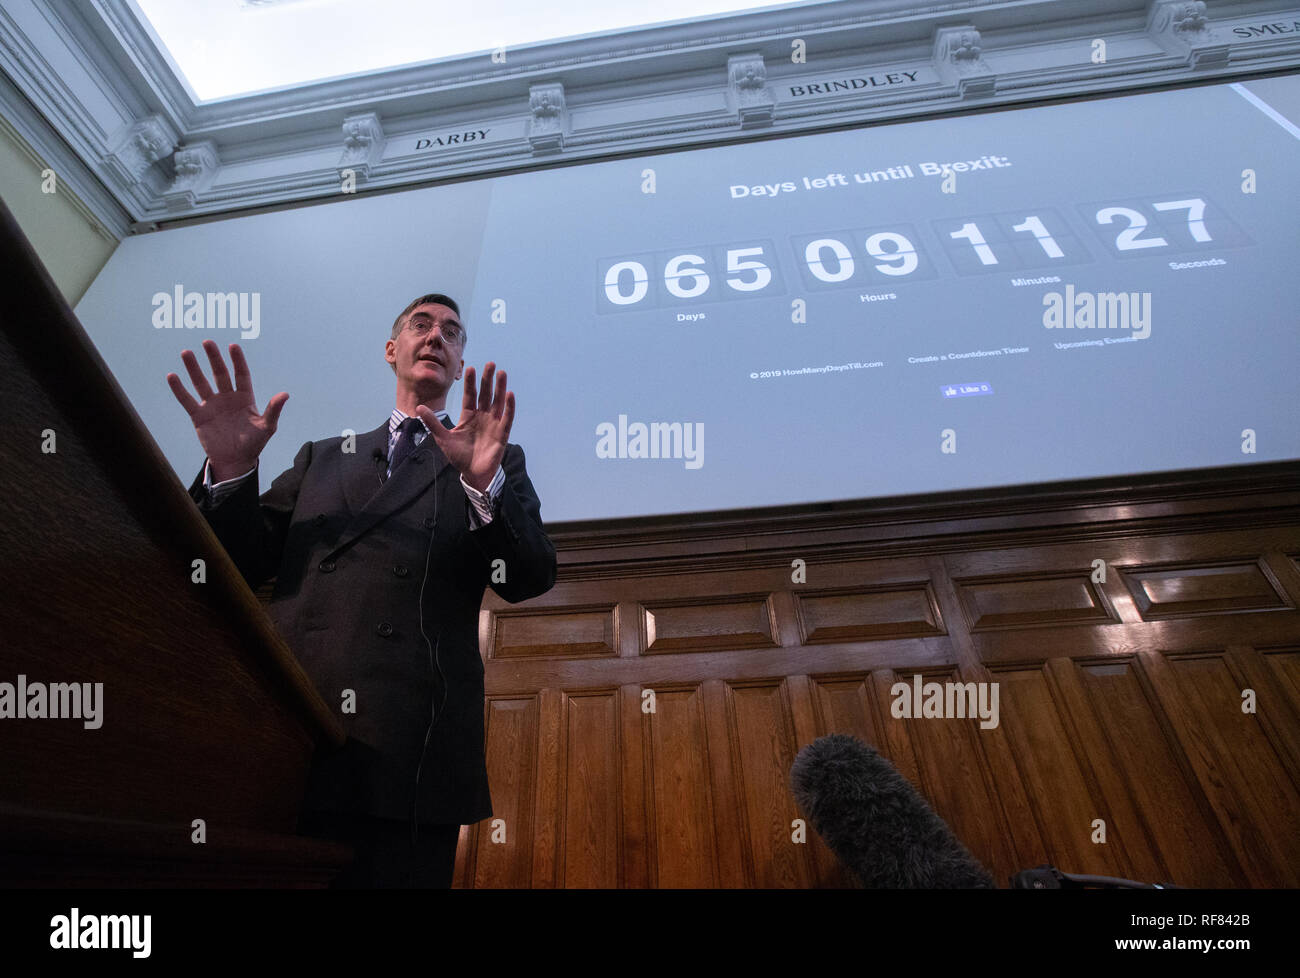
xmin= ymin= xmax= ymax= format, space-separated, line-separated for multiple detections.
xmin=167 ymin=292 xmax=557 ymax=887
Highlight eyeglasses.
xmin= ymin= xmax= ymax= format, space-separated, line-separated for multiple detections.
xmin=404 ymin=318 xmax=464 ymax=347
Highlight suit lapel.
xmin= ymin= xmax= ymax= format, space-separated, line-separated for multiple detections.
xmin=340 ymin=420 xmax=391 ymax=518
xmin=336 ymin=414 xmax=455 ymax=551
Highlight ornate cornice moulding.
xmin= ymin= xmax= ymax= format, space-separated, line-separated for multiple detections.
xmin=0 ymin=0 xmax=1296 ymax=234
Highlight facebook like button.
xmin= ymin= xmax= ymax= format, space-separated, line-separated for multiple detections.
xmin=942 ymin=382 xmax=993 ymax=398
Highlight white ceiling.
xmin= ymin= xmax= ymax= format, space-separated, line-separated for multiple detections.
xmin=129 ymin=0 xmax=832 ymax=100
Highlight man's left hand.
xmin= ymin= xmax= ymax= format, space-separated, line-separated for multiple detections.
xmin=417 ymin=361 xmax=514 ymax=492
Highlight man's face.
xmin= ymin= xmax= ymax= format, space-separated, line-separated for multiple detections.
xmin=385 ymin=302 xmax=464 ymax=398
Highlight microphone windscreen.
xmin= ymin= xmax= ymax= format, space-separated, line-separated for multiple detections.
xmin=790 ymin=733 xmax=995 ymax=888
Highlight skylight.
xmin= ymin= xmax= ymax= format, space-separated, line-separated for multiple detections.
xmin=130 ymin=0 xmax=832 ymax=101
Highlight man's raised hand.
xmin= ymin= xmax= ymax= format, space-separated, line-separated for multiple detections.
xmin=417 ymin=361 xmax=514 ymax=492
xmin=166 ymin=340 xmax=288 ymax=482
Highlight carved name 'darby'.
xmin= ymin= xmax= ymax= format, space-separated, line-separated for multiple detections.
xmin=414 ymin=129 xmax=491 ymax=150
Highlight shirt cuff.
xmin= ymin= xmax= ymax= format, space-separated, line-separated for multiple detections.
xmin=461 ymin=465 xmax=505 ymax=527
xmin=203 ymin=459 xmax=257 ymax=504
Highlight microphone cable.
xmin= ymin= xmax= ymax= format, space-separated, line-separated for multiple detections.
xmin=410 ymin=433 xmax=448 ymax=885
xmin=377 ymin=423 xmax=450 ymax=884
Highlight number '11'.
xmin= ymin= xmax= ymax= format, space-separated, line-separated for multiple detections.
xmin=950 ymin=216 xmax=1063 ymax=265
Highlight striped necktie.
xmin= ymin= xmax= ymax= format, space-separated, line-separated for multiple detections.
xmin=387 ymin=416 xmax=425 ymax=477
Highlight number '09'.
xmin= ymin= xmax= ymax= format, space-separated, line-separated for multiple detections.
xmin=805 ymin=233 xmax=918 ymax=280
xmin=604 ymin=248 xmax=773 ymax=305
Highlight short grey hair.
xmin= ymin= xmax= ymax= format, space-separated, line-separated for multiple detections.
xmin=388 ymin=292 xmax=464 ymax=373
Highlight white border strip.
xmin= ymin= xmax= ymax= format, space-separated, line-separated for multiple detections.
xmin=1231 ymin=82 xmax=1300 ymax=141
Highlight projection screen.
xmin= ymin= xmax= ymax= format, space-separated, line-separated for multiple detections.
xmin=74 ymin=74 xmax=1300 ymax=522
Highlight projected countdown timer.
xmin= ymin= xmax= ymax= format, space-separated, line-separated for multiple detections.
xmin=596 ymin=193 xmax=1251 ymax=311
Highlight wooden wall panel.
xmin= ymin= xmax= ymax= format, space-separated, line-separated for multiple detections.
xmin=469 ymin=696 xmax=539 ymax=888
xmin=463 ymin=470 xmax=1300 ymax=887
xmin=1121 ymin=560 xmax=1292 ymax=620
xmin=1143 ymin=652 xmax=1300 ymax=887
xmin=1232 ymin=648 xmax=1300 ymax=789
xmin=491 ymin=606 xmax=617 ymax=660
xmin=618 ymin=683 xmax=651 ymax=888
xmin=796 ymin=584 xmax=944 ymax=642
xmin=647 ymin=685 xmax=718 ymax=888
xmin=1068 ymin=657 xmax=1244 ymax=888
xmin=529 ymin=687 xmax=564 ymax=888
xmin=990 ymin=665 xmax=1131 ymax=878
xmin=954 ymin=572 xmax=1118 ymax=631
xmin=807 ymin=675 xmax=878 ymax=745
xmin=787 ymin=674 xmax=858 ymax=888
xmin=561 ymin=691 xmax=620 ymax=887
xmin=1259 ymin=649 xmax=1300 ymax=741
xmin=642 ymin=595 xmax=777 ymax=654
xmin=726 ymin=682 xmax=806 ymax=887
xmin=881 ymin=668 xmax=1021 ymax=888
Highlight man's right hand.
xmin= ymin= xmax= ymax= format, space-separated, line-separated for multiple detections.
xmin=167 ymin=339 xmax=289 ymax=483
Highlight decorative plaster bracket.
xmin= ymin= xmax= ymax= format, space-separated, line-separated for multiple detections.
xmin=104 ymin=114 xmax=177 ymax=188
xmin=338 ymin=111 xmax=385 ymax=180
xmin=528 ymin=83 xmax=567 ymax=154
xmin=162 ymin=140 xmax=219 ymax=211
xmin=1147 ymin=0 xmax=1229 ymax=69
xmin=933 ymin=26 xmax=996 ymax=98
xmin=727 ymin=53 xmax=775 ymax=128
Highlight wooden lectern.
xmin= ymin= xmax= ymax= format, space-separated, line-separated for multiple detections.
xmin=0 ymin=199 xmax=351 ymax=886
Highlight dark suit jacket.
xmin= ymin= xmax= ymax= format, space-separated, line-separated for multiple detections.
xmin=188 ymin=416 xmax=556 ymax=824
